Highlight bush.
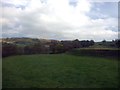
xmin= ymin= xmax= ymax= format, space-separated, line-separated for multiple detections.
xmin=2 ymin=43 xmax=18 ymax=57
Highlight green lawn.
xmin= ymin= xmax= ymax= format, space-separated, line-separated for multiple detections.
xmin=2 ymin=54 xmax=119 ymax=88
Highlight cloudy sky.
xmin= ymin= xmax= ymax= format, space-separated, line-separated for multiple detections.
xmin=1 ymin=0 xmax=119 ymax=41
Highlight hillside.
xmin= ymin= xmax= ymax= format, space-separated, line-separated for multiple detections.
xmin=2 ymin=37 xmax=119 ymax=57
xmin=1 ymin=37 xmax=52 ymax=46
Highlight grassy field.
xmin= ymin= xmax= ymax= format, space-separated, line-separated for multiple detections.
xmin=3 ymin=54 xmax=119 ymax=88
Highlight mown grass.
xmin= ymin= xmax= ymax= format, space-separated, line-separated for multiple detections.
xmin=2 ymin=54 xmax=119 ymax=88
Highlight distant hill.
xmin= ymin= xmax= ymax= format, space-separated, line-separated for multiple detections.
xmin=2 ymin=37 xmax=119 ymax=57
xmin=1 ymin=37 xmax=119 ymax=48
xmin=1 ymin=37 xmax=52 ymax=46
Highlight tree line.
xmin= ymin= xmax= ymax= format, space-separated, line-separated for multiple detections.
xmin=2 ymin=39 xmax=120 ymax=57
xmin=2 ymin=39 xmax=95 ymax=57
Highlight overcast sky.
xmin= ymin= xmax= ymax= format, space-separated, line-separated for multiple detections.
xmin=1 ymin=0 xmax=119 ymax=41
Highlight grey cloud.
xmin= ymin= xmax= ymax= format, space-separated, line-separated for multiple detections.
xmin=1 ymin=0 xmax=118 ymax=41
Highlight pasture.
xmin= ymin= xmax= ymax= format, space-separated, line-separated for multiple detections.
xmin=2 ymin=54 xmax=119 ymax=88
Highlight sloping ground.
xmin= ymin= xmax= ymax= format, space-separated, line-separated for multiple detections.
xmin=2 ymin=54 xmax=119 ymax=88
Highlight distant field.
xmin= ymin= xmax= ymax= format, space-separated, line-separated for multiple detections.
xmin=89 ymin=42 xmax=116 ymax=49
xmin=3 ymin=54 xmax=118 ymax=88
xmin=68 ymin=48 xmax=119 ymax=59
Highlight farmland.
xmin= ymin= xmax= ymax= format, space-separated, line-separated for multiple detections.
xmin=2 ymin=54 xmax=119 ymax=88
